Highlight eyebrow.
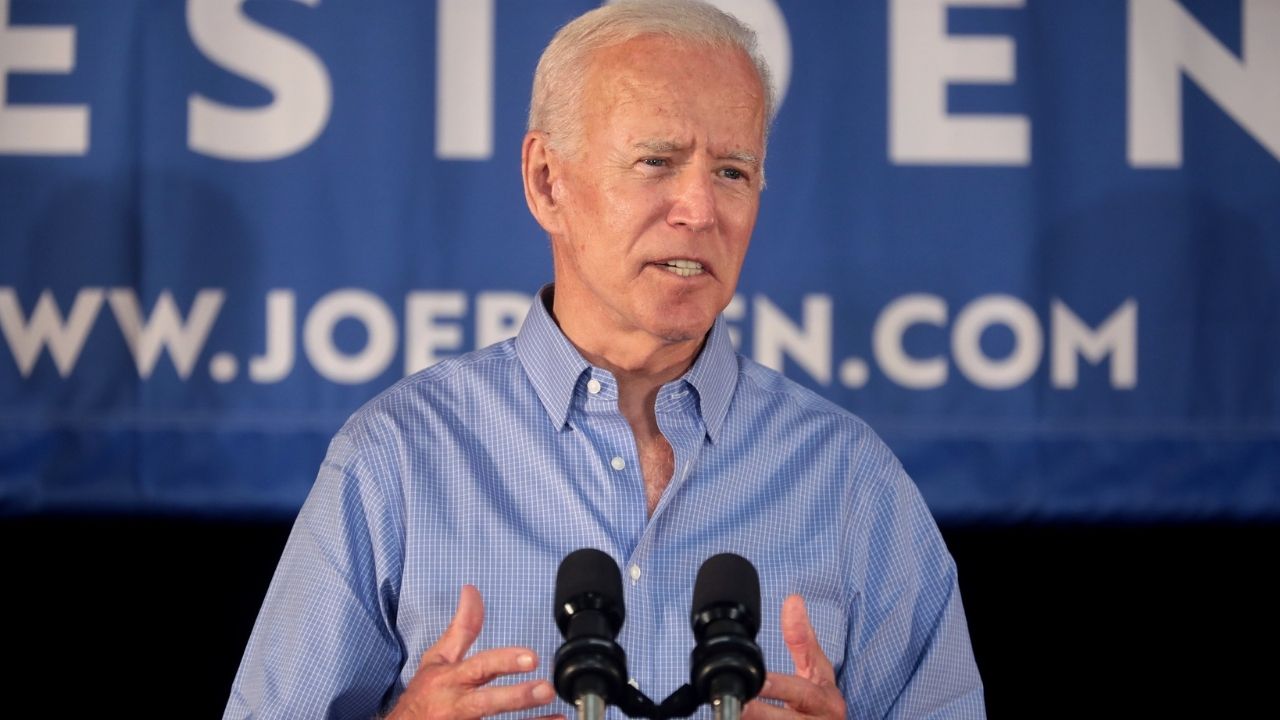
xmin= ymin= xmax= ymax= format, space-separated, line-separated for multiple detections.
xmin=633 ymin=139 xmax=684 ymax=154
xmin=631 ymin=140 xmax=761 ymax=170
xmin=723 ymin=150 xmax=761 ymax=169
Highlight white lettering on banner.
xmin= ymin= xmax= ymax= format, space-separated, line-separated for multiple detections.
xmin=107 ymin=288 xmax=225 ymax=379
xmin=0 ymin=288 xmax=102 ymax=376
xmin=404 ymin=291 xmax=465 ymax=375
xmin=6 ymin=3 xmax=1279 ymax=168
xmin=873 ymin=294 xmax=1139 ymax=389
xmin=303 ymin=289 xmax=396 ymax=384
xmin=752 ymin=294 xmax=832 ymax=384
xmin=1052 ymin=299 xmax=1137 ymax=389
xmin=0 ymin=0 xmax=89 ymax=155
xmin=186 ymin=0 xmax=332 ymax=161
xmin=249 ymin=289 xmax=295 ymax=383
xmin=475 ymin=291 xmax=531 ymax=350
xmin=889 ymin=0 xmax=1029 ymax=165
xmin=1128 ymin=0 xmax=1280 ymax=166
xmin=0 ymin=287 xmax=1139 ymax=390
xmin=874 ymin=293 xmax=949 ymax=389
xmin=952 ymin=294 xmax=1041 ymax=389
xmin=436 ymin=0 xmax=493 ymax=160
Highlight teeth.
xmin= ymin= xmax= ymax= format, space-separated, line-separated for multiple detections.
xmin=660 ymin=259 xmax=704 ymax=277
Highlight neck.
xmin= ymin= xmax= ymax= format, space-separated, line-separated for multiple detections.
xmin=548 ymin=291 xmax=706 ymax=423
xmin=579 ymin=340 xmax=699 ymax=423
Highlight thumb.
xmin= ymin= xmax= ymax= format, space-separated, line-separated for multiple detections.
xmin=424 ymin=584 xmax=485 ymax=664
xmin=780 ymin=594 xmax=833 ymax=684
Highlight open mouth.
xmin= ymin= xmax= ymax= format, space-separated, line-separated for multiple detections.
xmin=656 ymin=259 xmax=705 ymax=277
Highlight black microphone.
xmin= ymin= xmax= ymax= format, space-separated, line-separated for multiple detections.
xmin=553 ymin=548 xmax=629 ymax=720
xmin=689 ymin=553 xmax=766 ymax=720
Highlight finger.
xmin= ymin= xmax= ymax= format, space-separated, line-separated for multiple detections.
xmin=424 ymin=584 xmax=485 ymax=664
xmin=450 ymin=645 xmax=540 ymax=688
xmin=741 ymin=696 xmax=791 ymax=719
xmin=757 ymin=673 xmax=829 ymax=714
xmin=780 ymin=594 xmax=836 ymax=685
xmin=759 ymin=672 xmax=848 ymax=719
xmin=454 ymin=678 xmax=557 ymax=718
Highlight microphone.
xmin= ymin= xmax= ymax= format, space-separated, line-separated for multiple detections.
xmin=553 ymin=549 xmax=629 ymax=720
xmin=689 ymin=553 xmax=766 ymax=720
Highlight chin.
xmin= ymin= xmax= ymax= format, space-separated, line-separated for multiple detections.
xmin=634 ymin=289 xmax=726 ymax=343
xmin=644 ymin=311 xmax=716 ymax=344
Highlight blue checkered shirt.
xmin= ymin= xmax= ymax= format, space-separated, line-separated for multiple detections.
xmin=225 ymin=290 xmax=985 ymax=719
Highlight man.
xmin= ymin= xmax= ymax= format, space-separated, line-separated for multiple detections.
xmin=226 ymin=1 xmax=985 ymax=718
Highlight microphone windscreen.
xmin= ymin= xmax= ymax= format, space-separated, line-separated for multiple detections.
xmin=555 ymin=548 xmax=624 ymax=611
xmin=692 ymin=553 xmax=761 ymax=629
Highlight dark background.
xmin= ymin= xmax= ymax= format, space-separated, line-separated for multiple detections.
xmin=5 ymin=517 xmax=1274 ymax=717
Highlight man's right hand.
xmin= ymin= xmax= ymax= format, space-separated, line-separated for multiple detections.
xmin=387 ymin=584 xmax=563 ymax=720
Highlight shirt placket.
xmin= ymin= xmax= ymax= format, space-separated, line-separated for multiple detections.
xmin=624 ymin=382 xmax=708 ymax=704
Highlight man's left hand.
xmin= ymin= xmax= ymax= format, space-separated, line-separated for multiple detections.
xmin=743 ymin=594 xmax=848 ymax=719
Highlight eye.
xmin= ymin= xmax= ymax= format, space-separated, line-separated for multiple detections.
xmin=720 ymin=167 xmax=746 ymax=181
xmin=641 ymin=157 xmax=668 ymax=168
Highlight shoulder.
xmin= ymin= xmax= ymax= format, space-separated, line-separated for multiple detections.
xmin=735 ymin=356 xmax=899 ymax=463
xmin=735 ymin=356 xmax=855 ymax=417
xmin=730 ymin=355 xmax=922 ymax=520
xmin=306 ymin=340 xmax=525 ymax=506
xmin=340 ymin=340 xmax=520 ymax=437
xmin=308 ymin=340 xmax=524 ymax=482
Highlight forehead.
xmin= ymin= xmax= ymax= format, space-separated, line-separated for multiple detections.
xmin=580 ymin=36 xmax=766 ymax=148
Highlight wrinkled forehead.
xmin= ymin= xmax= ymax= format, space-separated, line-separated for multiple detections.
xmin=580 ymin=36 xmax=767 ymax=143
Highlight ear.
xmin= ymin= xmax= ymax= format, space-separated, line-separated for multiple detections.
xmin=522 ymin=131 xmax=565 ymax=235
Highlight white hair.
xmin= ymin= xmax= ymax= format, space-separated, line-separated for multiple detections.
xmin=527 ymin=0 xmax=774 ymax=156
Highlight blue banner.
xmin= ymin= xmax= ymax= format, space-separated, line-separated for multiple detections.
xmin=2 ymin=0 xmax=1277 ymax=519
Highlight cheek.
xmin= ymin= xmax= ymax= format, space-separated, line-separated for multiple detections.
xmin=567 ymin=179 xmax=636 ymax=235
xmin=716 ymin=186 xmax=758 ymax=221
xmin=600 ymin=187 xmax=660 ymax=234
xmin=719 ymin=207 xmax=756 ymax=251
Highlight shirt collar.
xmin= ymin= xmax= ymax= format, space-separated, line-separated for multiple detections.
xmin=515 ymin=285 xmax=739 ymax=442
xmin=515 ymin=286 xmax=591 ymax=430
xmin=680 ymin=312 xmax=737 ymax=443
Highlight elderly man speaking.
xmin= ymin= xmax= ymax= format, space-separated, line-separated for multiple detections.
xmin=225 ymin=1 xmax=985 ymax=718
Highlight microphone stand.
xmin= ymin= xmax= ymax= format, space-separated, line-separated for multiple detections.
xmin=576 ymin=693 xmax=606 ymax=720
xmin=711 ymin=694 xmax=741 ymax=720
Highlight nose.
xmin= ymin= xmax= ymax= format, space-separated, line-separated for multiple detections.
xmin=666 ymin=166 xmax=716 ymax=232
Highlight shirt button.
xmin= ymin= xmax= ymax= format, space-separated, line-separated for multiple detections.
xmin=610 ymin=456 xmax=625 ymax=471
xmin=587 ymin=378 xmax=602 ymax=394
xmin=629 ymin=564 xmax=642 ymax=581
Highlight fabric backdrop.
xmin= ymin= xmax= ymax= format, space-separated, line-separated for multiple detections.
xmin=2 ymin=0 xmax=1277 ymax=520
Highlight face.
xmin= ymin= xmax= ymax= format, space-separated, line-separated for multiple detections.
xmin=542 ymin=36 xmax=766 ymax=349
